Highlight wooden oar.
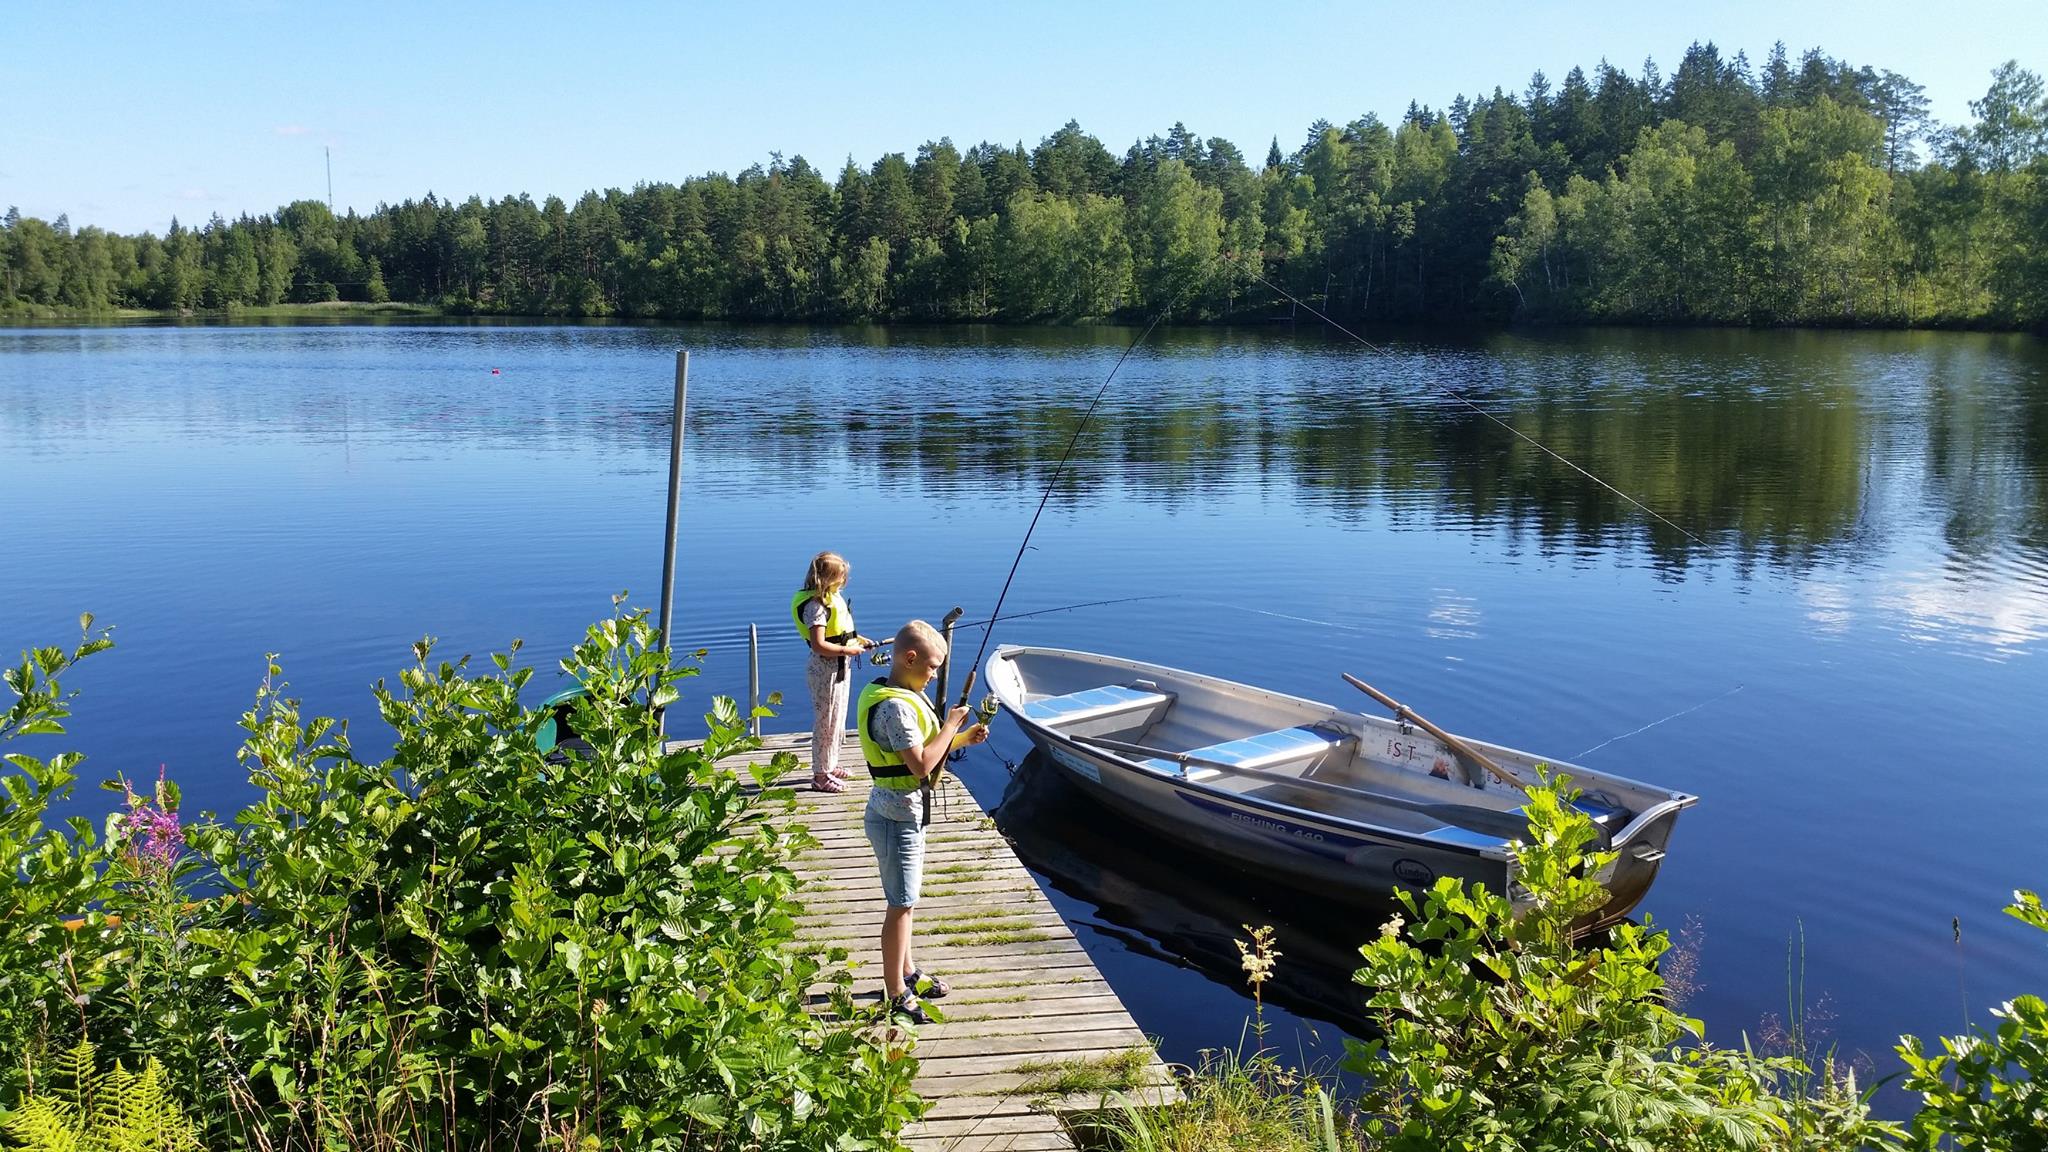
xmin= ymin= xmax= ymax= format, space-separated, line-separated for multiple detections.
xmin=1342 ymin=673 xmax=1522 ymax=790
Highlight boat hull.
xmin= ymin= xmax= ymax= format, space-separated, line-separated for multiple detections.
xmin=988 ymin=645 xmax=1693 ymax=928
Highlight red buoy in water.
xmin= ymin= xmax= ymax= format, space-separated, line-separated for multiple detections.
xmin=491 ymin=368 xmax=501 ymax=375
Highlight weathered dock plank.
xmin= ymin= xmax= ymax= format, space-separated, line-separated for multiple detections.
xmin=726 ymin=731 xmax=1176 ymax=1152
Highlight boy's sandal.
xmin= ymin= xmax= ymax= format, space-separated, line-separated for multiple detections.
xmin=907 ymin=969 xmax=950 ymax=999
xmin=810 ymin=773 xmax=844 ymax=793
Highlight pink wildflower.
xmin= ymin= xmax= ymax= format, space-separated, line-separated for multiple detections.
xmin=123 ymin=765 xmax=184 ymax=868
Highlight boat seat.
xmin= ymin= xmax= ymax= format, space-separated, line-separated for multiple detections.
xmin=1420 ymin=823 xmax=1510 ymax=850
xmin=1509 ymin=796 xmax=1630 ymax=836
xmin=1021 ymin=684 xmax=1175 ymax=727
xmin=1143 ymin=725 xmax=1350 ymax=782
xmin=1568 ymin=795 xmax=1628 ymax=826
xmin=1423 ymin=796 xmax=1630 ymax=853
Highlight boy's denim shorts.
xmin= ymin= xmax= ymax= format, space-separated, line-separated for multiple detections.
xmin=864 ymin=804 xmax=925 ymax=909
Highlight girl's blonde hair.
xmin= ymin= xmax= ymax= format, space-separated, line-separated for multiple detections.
xmin=803 ymin=551 xmax=849 ymax=593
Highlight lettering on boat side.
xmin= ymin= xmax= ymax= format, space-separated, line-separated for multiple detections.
xmin=1175 ymin=793 xmax=1369 ymax=861
xmin=1225 ymin=809 xmax=1325 ymax=842
xmin=1393 ymin=858 xmax=1436 ymax=887
xmin=1050 ymin=745 xmax=1103 ymax=784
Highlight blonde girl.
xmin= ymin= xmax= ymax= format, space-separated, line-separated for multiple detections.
xmin=792 ymin=551 xmax=873 ymax=792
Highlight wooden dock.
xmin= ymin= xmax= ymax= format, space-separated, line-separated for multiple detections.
xmin=750 ymin=732 xmax=1176 ymax=1151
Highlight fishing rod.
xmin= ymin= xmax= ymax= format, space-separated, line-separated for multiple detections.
xmin=955 ymin=309 xmax=1173 ymax=703
xmin=928 ymin=253 xmax=1703 ymax=781
xmin=902 ymin=306 xmax=1174 ymax=824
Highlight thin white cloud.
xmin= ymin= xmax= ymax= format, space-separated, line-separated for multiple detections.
xmin=1875 ymin=573 xmax=2048 ymax=661
xmin=177 ymin=188 xmax=216 ymax=201
xmin=274 ymin=125 xmax=310 ymax=137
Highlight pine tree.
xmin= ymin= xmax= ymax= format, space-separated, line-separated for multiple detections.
xmin=1762 ymin=42 xmax=1793 ymax=107
xmin=1874 ymin=70 xmax=1932 ymax=174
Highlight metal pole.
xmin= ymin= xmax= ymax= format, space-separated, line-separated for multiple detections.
xmin=934 ymin=606 xmax=964 ymax=712
xmin=748 ymin=623 xmax=761 ymax=739
xmin=657 ymin=350 xmax=688 ymax=654
xmin=656 ymin=351 xmax=688 ymax=739
xmin=923 ymin=606 xmax=965 ymax=830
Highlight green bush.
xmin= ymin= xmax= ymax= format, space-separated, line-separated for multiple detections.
xmin=1899 ymin=889 xmax=2048 ymax=1151
xmin=1094 ymin=770 xmax=2045 ymax=1152
xmin=0 ymin=618 xmax=117 ymax=1102
xmin=1345 ymin=773 xmax=1901 ymax=1152
xmin=2 ymin=605 xmax=921 ymax=1151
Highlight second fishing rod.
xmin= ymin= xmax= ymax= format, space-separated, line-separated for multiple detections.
xmin=898 ymin=307 xmax=1175 ymax=826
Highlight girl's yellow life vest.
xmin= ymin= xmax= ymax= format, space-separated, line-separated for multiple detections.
xmin=791 ymin=588 xmax=854 ymax=643
xmin=857 ymin=678 xmax=937 ymax=790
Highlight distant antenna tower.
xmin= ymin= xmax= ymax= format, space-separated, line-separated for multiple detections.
xmin=325 ymin=146 xmax=333 ymax=211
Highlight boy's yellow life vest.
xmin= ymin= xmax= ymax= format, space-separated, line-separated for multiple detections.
xmin=857 ymin=678 xmax=937 ymax=791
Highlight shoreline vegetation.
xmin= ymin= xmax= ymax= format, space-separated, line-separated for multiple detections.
xmin=0 ymin=300 xmax=443 ymax=323
xmin=2 ymin=610 xmax=923 ymax=1151
xmin=6 ymin=616 xmax=2045 ymax=1151
xmin=1082 ymin=786 xmax=2045 ymax=1152
xmin=7 ymin=301 xmax=2048 ymax=334
xmin=6 ymin=43 xmax=2048 ymax=333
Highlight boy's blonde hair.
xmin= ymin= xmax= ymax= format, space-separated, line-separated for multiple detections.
xmin=803 ymin=551 xmax=849 ymax=593
xmin=894 ymin=619 xmax=947 ymax=663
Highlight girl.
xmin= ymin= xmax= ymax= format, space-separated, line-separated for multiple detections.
xmin=792 ymin=551 xmax=872 ymax=792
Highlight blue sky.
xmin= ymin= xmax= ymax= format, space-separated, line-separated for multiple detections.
xmin=7 ymin=0 xmax=2046 ymax=234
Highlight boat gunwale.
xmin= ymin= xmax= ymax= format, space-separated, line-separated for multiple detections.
xmin=987 ymin=644 xmax=1698 ymax=860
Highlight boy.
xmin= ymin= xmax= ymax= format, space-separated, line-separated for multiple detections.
xmin=855 ymin=619 xmax=988 ymax=1023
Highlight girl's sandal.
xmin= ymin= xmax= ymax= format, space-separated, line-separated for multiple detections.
xmin=811 ymin=773 xmax=845 ymax=793
xmin=907 ymin=968 xmax=950 ymax=999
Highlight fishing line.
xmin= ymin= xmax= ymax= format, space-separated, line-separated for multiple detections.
xmin=1572 ymin=683 xmax=1745 ymax=760
xmin=1243 ymin=265 xmax=1710 ymax=550
xmin=1185 ymin=598 xmax=1378 ymax=637
xmin=949 ymin=595 xmax=1172 ymax=635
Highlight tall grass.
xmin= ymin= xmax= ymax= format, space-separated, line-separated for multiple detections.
xmin=1095 ymin=1047 xmax=1352 ymax=1152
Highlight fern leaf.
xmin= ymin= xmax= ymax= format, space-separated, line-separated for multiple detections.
xmin=3 ymin=1097 xmax=85 ymax=1152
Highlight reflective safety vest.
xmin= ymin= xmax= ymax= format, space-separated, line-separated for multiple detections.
xmin=791 ymin=589 xmax=855 ymax=643
xmin=857 ymin=677 xmax=937 ymax=791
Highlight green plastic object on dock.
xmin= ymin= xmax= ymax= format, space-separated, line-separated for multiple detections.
xmin=536 ymin=684 xmax=590 ymax=755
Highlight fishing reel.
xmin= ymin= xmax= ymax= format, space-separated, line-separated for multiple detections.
xmin=852 ymin=634 xmax=890 ymax=667
xmin=947 ymin=695 xmax=1001 ymax=764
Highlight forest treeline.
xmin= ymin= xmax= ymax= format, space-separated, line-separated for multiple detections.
xmin=5 ymin=43 xmax=2047 ymax=328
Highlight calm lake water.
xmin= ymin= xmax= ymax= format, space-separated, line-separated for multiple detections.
xmin=3 ymin=320 xmax=2045 ymax=1094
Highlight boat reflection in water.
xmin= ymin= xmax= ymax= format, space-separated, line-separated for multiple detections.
xmin=993 ymin=748 xmax=1385 ymax=1041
